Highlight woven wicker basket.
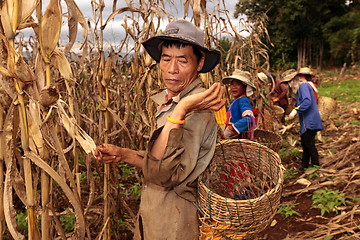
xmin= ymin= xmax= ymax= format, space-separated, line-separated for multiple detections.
xmin=253 ymin=129 xmax=283 ymax=153
xmin=197 ymin=139 xmax=285 ymax=239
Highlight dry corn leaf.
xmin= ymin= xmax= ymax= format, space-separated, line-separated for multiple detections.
xmin=0 ymin=2 xmax=15 ymax=39
xmin=103 ymin=7 xmax=143 ymax=29
xmin=19 ymin=0 xmax=39 ymax=25
xmin=40 ymin=0 xmax=62 ymax=59
xmin=4 ymin=159 xmax=25 ymax=240
xmin=0 ymin=66 xmax=14 ymax=78
xmin=14 ymin=54 xmax=36 ymax=84
xmin=28 ymin=100 xmax=44 ymax=156
xmin=57 ymin=100 xmax=96 ymax=154
xmin=34 ymin=52 xmax=46 ymax=90
xmin=25 ymin=151 xmax=86 ymax=239
xmin=192 ymin=0 xmax=201 ymax=27
xmin=50 ymin=48 xmax=74 ymax=81
xmin=2 ymin=105 xmax=26 ymax=239
xmin=296 ymin=178 xmax=311 ymax=187
xmin=0 ymin=33 xmax=34 ymax=84
xmin=106 ymin=107 xmax=133 ymax=141
xmin=63 ymin=0 xmax=88 ymax=53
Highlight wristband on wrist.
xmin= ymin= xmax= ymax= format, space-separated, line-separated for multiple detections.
xmin=167 ymin=116 xmax=185 ymax=124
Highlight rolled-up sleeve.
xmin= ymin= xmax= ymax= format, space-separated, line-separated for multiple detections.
xmin=142 ymin=111 xmax=215 ymax=188
xmin=296 ymin=84 xmax=312 ymax=113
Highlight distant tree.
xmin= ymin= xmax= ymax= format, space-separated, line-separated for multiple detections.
xmin=234 ymin=0 xmax=349 ymax=69
xmin=323 ymin=9 xmax=360 ymax=65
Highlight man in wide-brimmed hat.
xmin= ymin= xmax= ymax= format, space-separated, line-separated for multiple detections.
xmin=281 ymin=68 xmax=322 ymax=172
xmin=222 ymin=69 xmax=257 ymax=139
xmin=95 ymin=19 xmax=225 ymax=239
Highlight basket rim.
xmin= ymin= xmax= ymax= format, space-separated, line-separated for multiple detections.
xmin=216 ymin=138 xmax=280 ymax=154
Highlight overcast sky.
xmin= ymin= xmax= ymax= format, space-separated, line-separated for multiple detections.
xmin=21 ymin=0 xmax=243 ymax=52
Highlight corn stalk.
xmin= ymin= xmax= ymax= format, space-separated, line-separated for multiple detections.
xmin=91 ymin=1 xmax=111 ymax=238
xmin=0 ymin=0 xmax=38 ymax=238
xmin=0 ymin=104 xmax=4 ymax=240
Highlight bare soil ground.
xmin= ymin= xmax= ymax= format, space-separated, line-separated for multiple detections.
xmin=251 ymin=78 xmax=360 ymax=239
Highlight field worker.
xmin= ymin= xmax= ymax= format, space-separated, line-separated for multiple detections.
xmin=297 ymin=67 xmax=319 ymax=103
xmin=281 ymin=69 xmax=322 ymax=172
xmin=268 ymin=72 xmax=289 ymax=113
xmin=94 ymin=19 xmax=224 ymax=239
xmin=222 ymin=70 xmax=257 ymax=139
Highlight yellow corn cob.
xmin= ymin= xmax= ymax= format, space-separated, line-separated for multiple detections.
xmin=214 ymin=105 xmax=227 ymax=126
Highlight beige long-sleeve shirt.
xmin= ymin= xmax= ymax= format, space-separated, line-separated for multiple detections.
xmin=133 ymin=79 xmax=218 ymax=240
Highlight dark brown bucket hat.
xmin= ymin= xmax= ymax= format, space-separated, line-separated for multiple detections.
xmin=142 ymin=19 xmax=221 ymax=73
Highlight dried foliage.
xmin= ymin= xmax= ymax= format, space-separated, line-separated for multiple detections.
xmin=0 ymin=0 xmax=274 ymax=239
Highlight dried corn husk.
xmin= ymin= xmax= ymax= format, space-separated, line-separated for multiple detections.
xmin=39 ymin=85 xmax=59 ymax=107
xmin=0 ymin=2 xmax=15 ymax=39
xmin=40 ymin=0 xmax=62 ymax=60
xmin=50 ymin=49 xmax=74 ymax=81
xmin=57 ymin=100 xmax=96 ymax=154
xmin=103 ymin=56 xmax=113 ymax=85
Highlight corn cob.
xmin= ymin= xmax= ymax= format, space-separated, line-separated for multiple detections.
xmin=214 ymin=105 xmax=227 ymax=126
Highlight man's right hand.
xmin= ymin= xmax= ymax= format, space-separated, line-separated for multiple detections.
xmin=95 ymin=143 xmax=122 ymax=163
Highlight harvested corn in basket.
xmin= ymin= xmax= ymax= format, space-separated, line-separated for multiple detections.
xmin=253 ymin=129 xmax=283 ymax=153
xmin=197 ymin=139 xmax=285 ymax=239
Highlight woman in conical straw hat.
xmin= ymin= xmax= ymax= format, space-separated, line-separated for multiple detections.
xmin=281 ymin=68 xmax=322 ymax=172
xmin=222 ymin=69 xmax=257 ymax=139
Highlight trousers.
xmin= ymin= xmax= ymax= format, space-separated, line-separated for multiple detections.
xmin=300 ymin=130 xmax=320 ymax=168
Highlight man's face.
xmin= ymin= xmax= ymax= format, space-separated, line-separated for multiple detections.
xmin=230 ymin=79 xmax=246 ymax=99
xmin=159 ymin=45 xmax=204 ymax=98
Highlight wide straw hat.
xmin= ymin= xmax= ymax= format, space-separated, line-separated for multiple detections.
xmin=142 ymin=19 xmax=220 ymax=73
xmin=298 ymin=67 xmax=313 ymax=76
xmin=257 ymin=72 xmax=268 ymax=83
xmin=222 ymin=69 xmax=256 ymax=89
xmin=280 ymin=69 xmax=298 ymax=82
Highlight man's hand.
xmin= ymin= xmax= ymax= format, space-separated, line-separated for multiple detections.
xmin=178 ymin=82 xmax=226 ymax=114
xmin=95 ymin=143 xmax=122 ymax=163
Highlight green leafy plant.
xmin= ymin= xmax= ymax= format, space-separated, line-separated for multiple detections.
xmin=306 ymin=165 xmax=320 ymax=179
xmin=350 ymin=120 xmax=360 ymax=125
xmin=283 ymin=167 xmax=298 ymax=179
xmin=348 ymin=196 xmax=360 ymax=205
xmin=279 ymin=147 xmax=302 ymax=160
xmin=80 ymin=171 xmax=87 ymax=183
xmin=117 ymin=217 xmax=131 ymax=231
xmin=277 ymin=203 xmax=301 ymax=218
xmin=326 ymin=176 xmax=336 ymax=181
xmin=119 ymin=163 xmax=135 ymax=178
xmin=129 ymin=183 xmax=141 ymax=200
xmin=312 ymin=188 xmax=350 ymax=215
xmin=16 ymin=212 xmax=28 ymax=232
xmin=59 ymin=212 xmax=75 ymax=232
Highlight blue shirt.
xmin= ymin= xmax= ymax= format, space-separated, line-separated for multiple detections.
xmin=295 ymin=83 xmax=323 ymax=135
xmin=228 ymin=96 xmax=254 ymax=134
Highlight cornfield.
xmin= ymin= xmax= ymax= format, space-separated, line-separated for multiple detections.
xmin=0 ymin=0 xmax=277 ymax=239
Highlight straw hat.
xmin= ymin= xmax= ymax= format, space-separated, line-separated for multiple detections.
xmin=222 ymin=69 xmax=256 ymax=89
xmin=142 ymin=19 xmax=220 ymax=73
xmin=298 ymin=67 xmax=313 ymax=76
xmin=280 ymin=69 xmax=298 ymax=82
xmin=257 ymin=72 xmax=268 ymax=82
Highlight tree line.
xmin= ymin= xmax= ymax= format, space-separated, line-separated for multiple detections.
xmin=234 ymin=0 xmax=360 ymax=70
